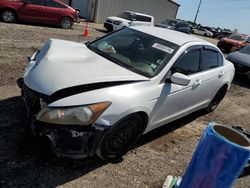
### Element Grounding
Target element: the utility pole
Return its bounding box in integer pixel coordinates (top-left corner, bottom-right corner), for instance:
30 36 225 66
194 0 203 24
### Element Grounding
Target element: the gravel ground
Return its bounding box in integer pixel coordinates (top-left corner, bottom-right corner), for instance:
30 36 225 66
0 22 249 188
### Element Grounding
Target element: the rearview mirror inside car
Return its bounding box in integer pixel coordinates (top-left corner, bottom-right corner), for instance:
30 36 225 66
171 72 191 86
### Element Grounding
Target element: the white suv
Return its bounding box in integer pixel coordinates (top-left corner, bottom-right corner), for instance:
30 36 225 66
104 11 154 31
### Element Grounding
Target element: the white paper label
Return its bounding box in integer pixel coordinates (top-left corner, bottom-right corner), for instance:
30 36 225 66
152 43 174 54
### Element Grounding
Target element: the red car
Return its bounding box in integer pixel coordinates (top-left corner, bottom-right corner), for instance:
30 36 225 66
0 0 79 29
217 34 250 52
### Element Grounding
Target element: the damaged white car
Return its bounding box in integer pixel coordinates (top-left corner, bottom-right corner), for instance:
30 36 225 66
18 26 235 160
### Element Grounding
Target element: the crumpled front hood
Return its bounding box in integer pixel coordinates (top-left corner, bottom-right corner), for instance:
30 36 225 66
24 39 149 96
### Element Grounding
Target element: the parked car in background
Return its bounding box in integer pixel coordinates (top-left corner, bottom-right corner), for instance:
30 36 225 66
202 26 218 38
226 45 250 79
192 28 213 37
155 19 178 29
104 11 154 31
0 0 79 29
174 21 192 34
217 29 232 39
217 34 250 52
18 26 234 160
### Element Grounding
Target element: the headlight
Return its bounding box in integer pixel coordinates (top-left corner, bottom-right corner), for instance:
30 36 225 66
37 102 111 125
113 20 122 25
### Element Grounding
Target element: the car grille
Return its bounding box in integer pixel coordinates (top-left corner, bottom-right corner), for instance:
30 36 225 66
233 62 250 74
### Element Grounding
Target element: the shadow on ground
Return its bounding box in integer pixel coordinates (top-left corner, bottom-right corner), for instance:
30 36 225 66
95 28 109 34
0 96 207 187
233 75 250 89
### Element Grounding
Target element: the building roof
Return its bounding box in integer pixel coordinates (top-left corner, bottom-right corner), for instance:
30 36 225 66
131 26 208 46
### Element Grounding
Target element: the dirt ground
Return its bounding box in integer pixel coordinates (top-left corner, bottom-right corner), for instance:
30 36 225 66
0 22 249 188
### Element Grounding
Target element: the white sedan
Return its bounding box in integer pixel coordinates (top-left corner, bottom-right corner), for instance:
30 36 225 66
18 26 235 160
192 28 213 37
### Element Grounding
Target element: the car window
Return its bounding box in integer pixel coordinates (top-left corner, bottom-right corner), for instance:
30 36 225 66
171 49 200 75
47 0 66 8
28 0 47 6
135 15 151 22
89 28 179 78
202 49 219 70
218 53 223 66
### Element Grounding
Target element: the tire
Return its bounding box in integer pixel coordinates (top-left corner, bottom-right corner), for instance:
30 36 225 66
1 10 16 23
96 114 143 160
61 17 73 29
206 86 228 112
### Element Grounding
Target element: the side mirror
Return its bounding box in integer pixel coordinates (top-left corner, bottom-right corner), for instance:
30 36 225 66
170 72 191 86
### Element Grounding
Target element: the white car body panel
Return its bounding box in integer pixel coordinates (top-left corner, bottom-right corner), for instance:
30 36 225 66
23 26 235 135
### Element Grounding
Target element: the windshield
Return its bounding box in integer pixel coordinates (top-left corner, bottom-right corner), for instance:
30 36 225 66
239 45 250 55
227 35 247 41
88 28 179 78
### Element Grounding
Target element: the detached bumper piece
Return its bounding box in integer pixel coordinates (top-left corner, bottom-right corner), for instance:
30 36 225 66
18 78 104 159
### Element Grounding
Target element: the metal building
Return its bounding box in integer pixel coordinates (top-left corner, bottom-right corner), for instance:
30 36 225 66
67 0 180 24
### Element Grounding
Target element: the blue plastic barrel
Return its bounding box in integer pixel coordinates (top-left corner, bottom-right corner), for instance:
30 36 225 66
179 122 250 188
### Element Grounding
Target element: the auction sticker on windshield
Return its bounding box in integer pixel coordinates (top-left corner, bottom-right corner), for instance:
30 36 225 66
152 43 174 54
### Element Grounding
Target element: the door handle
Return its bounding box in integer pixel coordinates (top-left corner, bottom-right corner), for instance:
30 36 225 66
218 71 224 77
193 79 202 86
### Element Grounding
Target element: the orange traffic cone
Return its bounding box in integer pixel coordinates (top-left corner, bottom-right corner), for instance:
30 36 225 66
83 22 89 37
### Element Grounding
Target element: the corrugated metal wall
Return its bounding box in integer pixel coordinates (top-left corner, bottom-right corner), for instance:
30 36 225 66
94 0 179 24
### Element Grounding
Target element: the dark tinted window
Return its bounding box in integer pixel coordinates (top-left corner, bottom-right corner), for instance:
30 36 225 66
29 0 47 6
176 22 189 28
239 45 250 55
227 35 247 41
171 50 200 75
202 50 218 70
218 53 223 66
47 0 66 8
135 15 151 22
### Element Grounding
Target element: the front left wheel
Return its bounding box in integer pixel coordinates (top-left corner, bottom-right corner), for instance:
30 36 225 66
206 86 228 112
96 114 143 161
61 17 73 29
1 10 16 23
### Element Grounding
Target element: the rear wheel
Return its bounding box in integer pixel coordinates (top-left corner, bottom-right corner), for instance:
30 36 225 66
61 17 73 29
206 86 228 112
96 114 143 160
1 10 16 23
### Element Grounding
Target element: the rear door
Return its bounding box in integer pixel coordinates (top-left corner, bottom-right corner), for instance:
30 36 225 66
18 0 47 22
42 0 67 24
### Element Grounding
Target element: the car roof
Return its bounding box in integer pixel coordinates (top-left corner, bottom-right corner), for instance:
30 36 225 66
131 26 209 46
125 11 153 18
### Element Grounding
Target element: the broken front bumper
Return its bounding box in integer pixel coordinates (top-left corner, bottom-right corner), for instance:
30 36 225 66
17 78 105 159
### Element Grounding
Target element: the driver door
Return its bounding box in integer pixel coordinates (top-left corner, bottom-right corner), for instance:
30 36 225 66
18 0 47 23
150 46 207 129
